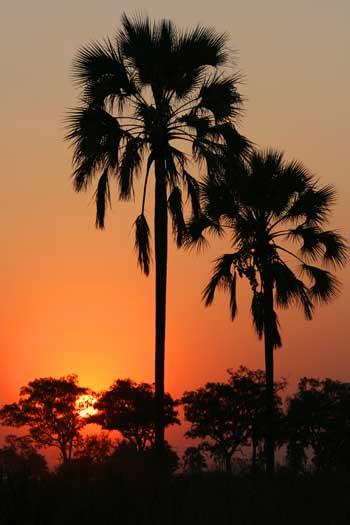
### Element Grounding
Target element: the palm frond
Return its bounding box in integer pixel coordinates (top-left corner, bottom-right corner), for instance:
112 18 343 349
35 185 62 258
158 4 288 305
168 186 186 247
203 254 235 306
119 13 155 84
273 261 313 319
185 213 223 249
177 25 228 68
289 226 348 268
287 184 336 226
270 309 282 349
198 74 243 122
229 271 237 320
134 214 151 275
95 169 111 229
192 137 226 178
183 171 201 217
201 173 239 222
288 225 325 261
118 137 145 200
318 230 348 268
208 123 252 159
259 156 310 218
251 292 282 348
301 264 340 303
178 113 211 136
164 146 186 185
120 14 182 93
251 292 264 339
72 38 135 108
65 106 124 190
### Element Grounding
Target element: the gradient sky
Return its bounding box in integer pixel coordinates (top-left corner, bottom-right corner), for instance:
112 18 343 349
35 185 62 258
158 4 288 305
1 1 349 452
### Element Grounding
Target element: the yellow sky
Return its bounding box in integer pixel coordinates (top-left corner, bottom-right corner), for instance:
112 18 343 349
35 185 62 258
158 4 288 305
1 0 349 423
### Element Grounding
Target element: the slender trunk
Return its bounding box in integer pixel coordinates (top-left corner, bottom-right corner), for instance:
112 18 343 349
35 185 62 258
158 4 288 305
263 272 275 477
61 447 68 464
154 156 168 457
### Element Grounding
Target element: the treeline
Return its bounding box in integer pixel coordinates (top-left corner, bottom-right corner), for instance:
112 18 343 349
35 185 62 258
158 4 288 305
2 367 350 481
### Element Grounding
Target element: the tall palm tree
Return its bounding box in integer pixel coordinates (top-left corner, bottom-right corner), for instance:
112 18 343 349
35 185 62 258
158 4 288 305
187 149 348 475
65 14 249 454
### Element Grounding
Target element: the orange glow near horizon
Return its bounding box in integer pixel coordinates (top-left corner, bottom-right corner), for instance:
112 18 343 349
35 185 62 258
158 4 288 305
1 1 350 460
76 394 98 418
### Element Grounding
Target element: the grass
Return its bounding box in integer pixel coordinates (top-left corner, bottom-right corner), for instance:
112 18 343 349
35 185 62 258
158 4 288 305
1 469 350 524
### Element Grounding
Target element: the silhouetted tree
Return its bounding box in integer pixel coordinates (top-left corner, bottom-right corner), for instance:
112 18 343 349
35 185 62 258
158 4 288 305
0 435 48 481
183 446 208 474
94 379 179 451
187 149 348 475
183 381 249 472
287 377 350 472
227 366 285 472
182 367 281 472
66 13 249 453
0 375 88 463
74 432 115 464
109 439 179 480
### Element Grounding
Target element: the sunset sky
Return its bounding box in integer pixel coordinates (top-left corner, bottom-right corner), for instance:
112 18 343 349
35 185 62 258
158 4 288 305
1 1 349 452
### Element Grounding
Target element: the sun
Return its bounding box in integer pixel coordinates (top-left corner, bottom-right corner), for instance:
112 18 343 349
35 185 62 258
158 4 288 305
76 394 98 418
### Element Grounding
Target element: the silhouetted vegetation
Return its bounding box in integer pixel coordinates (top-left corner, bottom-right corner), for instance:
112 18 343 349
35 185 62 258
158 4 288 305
2 370 350 522
286 377 350 473
93 379 179 452
1 10 348 524
73 432 115 464
186 149 348 474
66 12 250 455
0 375 90 463
182 366 285 472
0 435 48 482
182 446 208 474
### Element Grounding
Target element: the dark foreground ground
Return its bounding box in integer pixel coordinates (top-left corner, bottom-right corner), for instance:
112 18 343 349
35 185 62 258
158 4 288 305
1 470 350 525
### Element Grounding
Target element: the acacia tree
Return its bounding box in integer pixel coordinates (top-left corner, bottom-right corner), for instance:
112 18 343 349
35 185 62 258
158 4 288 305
183 381 248 472
287 377 350 472
0 375 88 463
94 379 179 452
66 14 249 453
227 366 285 471
182 367 283 472
187 149 348 475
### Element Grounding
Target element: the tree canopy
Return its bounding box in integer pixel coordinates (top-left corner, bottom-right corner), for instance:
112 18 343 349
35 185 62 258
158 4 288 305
0 375 89 463
94 379 179 452
182 366 285 472
286 377 350 472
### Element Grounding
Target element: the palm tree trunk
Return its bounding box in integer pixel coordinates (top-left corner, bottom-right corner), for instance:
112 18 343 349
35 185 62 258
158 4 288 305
263 272 275 477
154 156 168 456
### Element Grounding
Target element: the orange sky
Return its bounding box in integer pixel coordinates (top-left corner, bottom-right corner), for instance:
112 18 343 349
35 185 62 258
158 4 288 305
1 1 349 453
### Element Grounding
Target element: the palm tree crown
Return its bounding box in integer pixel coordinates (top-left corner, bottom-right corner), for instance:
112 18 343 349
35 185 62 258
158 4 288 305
66 14 248 260
187 148 348 474
190 149 347 343
65 14 249 453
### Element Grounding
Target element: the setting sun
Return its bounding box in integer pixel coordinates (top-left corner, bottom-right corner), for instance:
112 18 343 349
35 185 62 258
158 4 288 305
76 394 98 418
